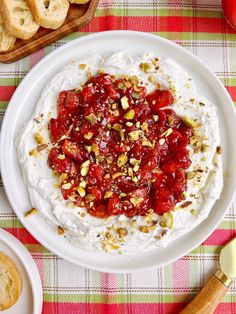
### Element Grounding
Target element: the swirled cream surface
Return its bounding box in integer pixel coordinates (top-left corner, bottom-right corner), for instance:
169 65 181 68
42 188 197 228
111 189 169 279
17 52 223 253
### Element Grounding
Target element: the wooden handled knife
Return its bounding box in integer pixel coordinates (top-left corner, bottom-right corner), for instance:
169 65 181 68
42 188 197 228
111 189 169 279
180 237 236 314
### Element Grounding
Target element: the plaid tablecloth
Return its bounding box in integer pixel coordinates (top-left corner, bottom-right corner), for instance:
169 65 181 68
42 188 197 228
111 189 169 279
0 1 236 313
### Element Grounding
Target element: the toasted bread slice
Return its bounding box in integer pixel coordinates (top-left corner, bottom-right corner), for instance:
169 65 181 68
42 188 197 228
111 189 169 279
0 13 16 52
26 0 70 30
69 0 90 3
0 0 39 40
0 252 22 311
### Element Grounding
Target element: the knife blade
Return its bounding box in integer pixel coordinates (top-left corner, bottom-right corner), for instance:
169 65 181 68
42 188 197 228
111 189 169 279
180 237 236 314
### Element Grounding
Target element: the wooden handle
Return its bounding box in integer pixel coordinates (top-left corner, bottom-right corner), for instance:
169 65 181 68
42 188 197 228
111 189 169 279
180 271 231 314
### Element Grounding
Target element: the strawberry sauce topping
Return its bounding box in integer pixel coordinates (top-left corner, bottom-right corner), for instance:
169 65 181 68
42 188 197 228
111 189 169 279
48 73 192 218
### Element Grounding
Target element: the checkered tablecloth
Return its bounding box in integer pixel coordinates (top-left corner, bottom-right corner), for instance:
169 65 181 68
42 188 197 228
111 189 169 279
0 1 236 313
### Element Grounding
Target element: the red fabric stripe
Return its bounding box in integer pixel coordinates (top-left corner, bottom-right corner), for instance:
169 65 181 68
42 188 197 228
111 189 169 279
4 227 39 244
42 302 234 314
226 86 236 101
0 86 16 102
82 16 236 34
202 229 236 246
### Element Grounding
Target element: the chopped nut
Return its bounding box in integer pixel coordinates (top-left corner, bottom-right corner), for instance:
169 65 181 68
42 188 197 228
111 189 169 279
117 228 128 237
167 115 175 125
80 160 90 176
201 144 210 153
121 96 129 109
133 164 139 172
129 130 141 141
182 116 199 129
36 144 48 151
120 193 127 197
161 128 173 137
130 197 144 206
57 226 65 235
25 208 37 217
79 64 86 69
187 172 196 179
85 145 92 153
180 201 192 208
79 180 87 188
34 132 45 144
117 154 128 167
139 226 149 233
130 220 137 227
139 62 154 73
216 146 222 155
85 113 97 125
190 209 198 216
130 158 140 166
112 172 122 179
104 191 113 199
163 212 174 229
124 109 135 120
77 186 86 197
148 75 155 82
126 122 133 127
62 182 72 190
84 132 93 140
85 194 95 202
57 154 65 160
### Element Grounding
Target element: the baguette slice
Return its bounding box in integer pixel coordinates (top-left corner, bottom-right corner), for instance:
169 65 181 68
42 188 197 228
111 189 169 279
69 0 90 3
0 0 39 40
0 252 22 311
26 0 70 30
0 13 16 52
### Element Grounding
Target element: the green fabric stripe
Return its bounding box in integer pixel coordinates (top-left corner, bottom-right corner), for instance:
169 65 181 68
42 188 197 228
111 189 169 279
25 244 50 253
43 293 235 303
95 8 222 18
0 102 8 109
191 246 221 254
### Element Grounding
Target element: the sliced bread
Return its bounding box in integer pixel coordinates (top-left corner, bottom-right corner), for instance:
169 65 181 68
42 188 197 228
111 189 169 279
0 13 16 52
0 252 22 311
0 0 39 40
26 0 70 30
69 0 90 3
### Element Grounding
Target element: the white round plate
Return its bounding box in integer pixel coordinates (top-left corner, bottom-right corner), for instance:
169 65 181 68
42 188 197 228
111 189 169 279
1 31 236 273
0 229 43 313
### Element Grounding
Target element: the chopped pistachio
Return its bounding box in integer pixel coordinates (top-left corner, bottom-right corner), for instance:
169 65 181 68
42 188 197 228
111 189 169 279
182 116 198 128
190 209 198 216
216 146 222 155
163 212 174 229
85 145 92 153
80 160 90 176
79 63 86 69
25 208 37 217
130 197 144 206
133 164 139 172
84 132 93 140
121 96 129 109
139 226 149 233
79 180 87 188
129 130 141 141
85 194 95 202
57 226 65 235
117 228 128 237
112 172 122 179
36 144 48 151
161 128 173 137
62 182 72 190
201 144 210 153
77 186 86 197
139 62 154 73
124 109 135 120
34 132 45 144
104 191 113 199
57 154 65 160
85 113 97 125
117 154 128 167
187 172 196 179
130 158 140 165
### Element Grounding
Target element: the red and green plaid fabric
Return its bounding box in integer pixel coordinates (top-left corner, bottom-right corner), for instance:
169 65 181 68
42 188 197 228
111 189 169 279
0 1 236 313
